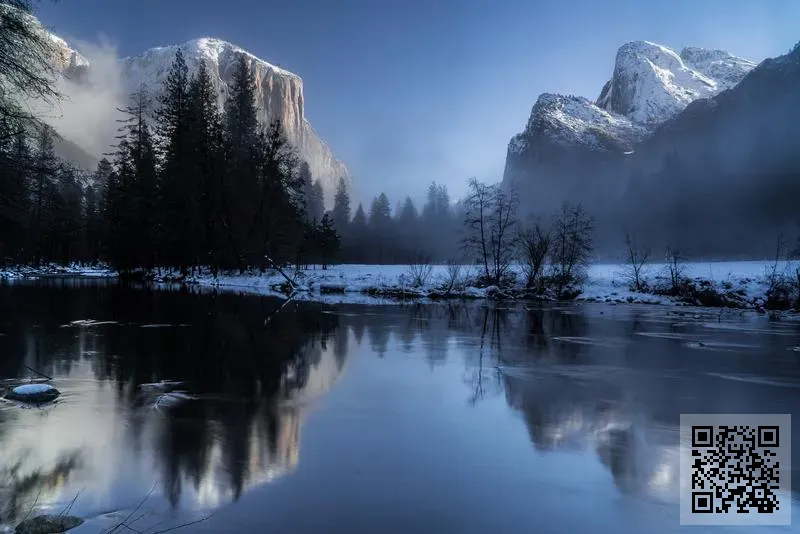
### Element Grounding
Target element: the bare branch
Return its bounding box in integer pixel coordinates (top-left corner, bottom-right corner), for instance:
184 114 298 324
623 231 650 292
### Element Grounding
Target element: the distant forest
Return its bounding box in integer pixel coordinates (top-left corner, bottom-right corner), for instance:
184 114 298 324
1 1 798 278
0 2 471 272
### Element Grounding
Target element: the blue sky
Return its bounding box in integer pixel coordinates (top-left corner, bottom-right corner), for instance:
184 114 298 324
37 0 800 206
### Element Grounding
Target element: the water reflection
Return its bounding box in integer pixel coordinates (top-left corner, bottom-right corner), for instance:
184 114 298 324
0 279 344 527
1 283 799 532
334 302 800 505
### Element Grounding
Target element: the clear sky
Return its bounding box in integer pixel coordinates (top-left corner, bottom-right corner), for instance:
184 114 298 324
36 0 800 206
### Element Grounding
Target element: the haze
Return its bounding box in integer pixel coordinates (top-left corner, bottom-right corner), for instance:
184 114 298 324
36 0 800 205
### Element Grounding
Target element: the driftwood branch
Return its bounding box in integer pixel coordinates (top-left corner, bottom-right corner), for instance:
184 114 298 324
262 255 303 326
105 484 157 534
23 364 52 381
264 255 296 291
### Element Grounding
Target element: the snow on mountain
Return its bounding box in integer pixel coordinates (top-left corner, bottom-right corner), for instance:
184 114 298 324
47 33 90 74
122 37 351 206
510 93 648 154
45 32 350 206
679 47 756 89
596 41 755 125
505 40 756 178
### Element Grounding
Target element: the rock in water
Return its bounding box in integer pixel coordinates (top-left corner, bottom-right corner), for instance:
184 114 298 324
5 383 61 404
15 514 83 533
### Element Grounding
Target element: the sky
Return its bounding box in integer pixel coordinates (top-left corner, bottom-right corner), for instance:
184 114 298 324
36 0 800 207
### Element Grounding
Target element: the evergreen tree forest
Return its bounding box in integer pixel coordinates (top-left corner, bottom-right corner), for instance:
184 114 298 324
0 49 348 273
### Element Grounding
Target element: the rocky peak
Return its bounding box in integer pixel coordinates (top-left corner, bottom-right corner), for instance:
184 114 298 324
596 41 755 125
46 29 350 207
121 37 351 206
510 93 647 154
679 47 756 89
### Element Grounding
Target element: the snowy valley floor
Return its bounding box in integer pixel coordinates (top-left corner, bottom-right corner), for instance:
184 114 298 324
1 261 798 312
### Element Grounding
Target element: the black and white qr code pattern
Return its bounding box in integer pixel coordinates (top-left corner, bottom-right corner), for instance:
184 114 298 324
691 425 780 514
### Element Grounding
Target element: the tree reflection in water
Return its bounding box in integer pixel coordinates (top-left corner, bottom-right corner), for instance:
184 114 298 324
0 279 344 525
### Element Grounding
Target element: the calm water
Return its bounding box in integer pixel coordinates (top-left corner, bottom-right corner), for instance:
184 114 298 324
0 279 799 533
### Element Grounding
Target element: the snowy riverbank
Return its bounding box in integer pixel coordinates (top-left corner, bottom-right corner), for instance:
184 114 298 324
176 260 796 310
1 261 798 311
0 263 117 280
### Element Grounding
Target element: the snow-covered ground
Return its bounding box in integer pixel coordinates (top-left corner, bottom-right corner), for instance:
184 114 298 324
579 261 793 306
0 263 117 280
179 260 798 309
1 260 797 310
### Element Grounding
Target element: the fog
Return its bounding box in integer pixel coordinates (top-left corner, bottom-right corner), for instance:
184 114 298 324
507 45 800 262
41 37 126 160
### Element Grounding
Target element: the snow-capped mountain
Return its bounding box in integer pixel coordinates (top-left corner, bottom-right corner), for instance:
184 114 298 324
508 93 648 156
596 41 755 124
503 40 756 188
48 33 350 207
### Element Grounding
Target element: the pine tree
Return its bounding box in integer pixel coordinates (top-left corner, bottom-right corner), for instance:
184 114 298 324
331 176 351 235
224 53 259 157
107 88 159 271
222 53 260 269
0 128 31 263
252 120 303 266
348 203 367 262
53 166 83 264
85 158 111 264
300 161 324 223
187 60 225 272
368 193 392 231
397 196 420 261
398 196 418 229
311 181 324 221
368 193 393 263
156 48 195 271
30 124 59 265
318 213 339 269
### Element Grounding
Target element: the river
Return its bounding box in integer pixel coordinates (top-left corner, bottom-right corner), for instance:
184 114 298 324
0 278 798 533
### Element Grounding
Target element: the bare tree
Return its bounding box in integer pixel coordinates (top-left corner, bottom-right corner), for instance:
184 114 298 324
664 245 684 295
0 1 62 138
462 178 492 280
517 216 550 289
549 203 594 290
439 259 463 293
623 231 650 292
762 233 798 309
764 233 786 295
405 252 433 288
462 178 518 286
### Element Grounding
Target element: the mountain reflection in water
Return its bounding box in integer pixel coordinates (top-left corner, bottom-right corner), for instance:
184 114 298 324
0 279 343 527
0 280 798 533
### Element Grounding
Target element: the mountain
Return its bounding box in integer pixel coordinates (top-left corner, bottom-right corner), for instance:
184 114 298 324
48 34 350 207
596 41 755 124
505 39 800 258
618 43 800 256
502 41 757 222
503 41 756 200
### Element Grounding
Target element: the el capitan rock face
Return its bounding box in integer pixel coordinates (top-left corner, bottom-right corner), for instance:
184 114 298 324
48 34 350 207
121 37 351 207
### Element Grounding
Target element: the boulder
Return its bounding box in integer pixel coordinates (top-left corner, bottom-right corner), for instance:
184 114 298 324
15 514 83 533
5 383 61 404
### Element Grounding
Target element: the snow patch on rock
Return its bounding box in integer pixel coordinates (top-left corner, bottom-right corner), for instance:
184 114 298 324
511 93 648 152
597 41 755 124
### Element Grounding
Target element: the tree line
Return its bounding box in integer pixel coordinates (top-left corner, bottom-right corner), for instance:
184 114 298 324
330 180 460 264
0 37 341 273
0 0 595 283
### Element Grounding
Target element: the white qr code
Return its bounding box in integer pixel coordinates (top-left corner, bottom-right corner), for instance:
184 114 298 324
680 414 792 526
